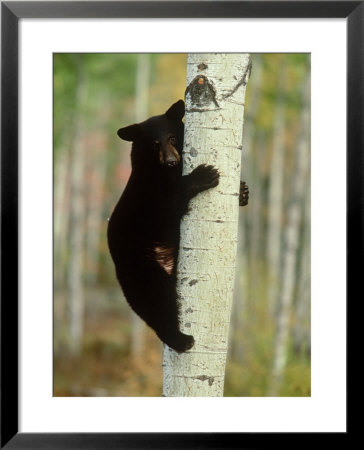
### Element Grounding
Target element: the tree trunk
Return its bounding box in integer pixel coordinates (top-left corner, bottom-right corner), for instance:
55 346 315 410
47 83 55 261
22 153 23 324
67 57 87 355
293 186 311 356
130 54 151 358
54 143 71 287
268 73 310 396
163 53 251 397
85 96 109 286
267 69 287 313
231 54 263 362
249 132 266 275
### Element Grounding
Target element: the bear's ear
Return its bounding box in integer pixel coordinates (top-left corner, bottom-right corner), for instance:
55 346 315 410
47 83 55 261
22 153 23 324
117 124 141 142
165 100 185 121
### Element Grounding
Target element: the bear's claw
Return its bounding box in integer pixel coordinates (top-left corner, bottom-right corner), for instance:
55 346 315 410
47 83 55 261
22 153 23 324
239 181 249 206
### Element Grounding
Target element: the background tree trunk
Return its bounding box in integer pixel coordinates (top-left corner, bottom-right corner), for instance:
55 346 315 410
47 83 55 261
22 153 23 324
163 53 251 397
268 73 310 396
266 68 287 313
130 54 150 358
67 57 87 355
54 144 72 293
293 184 311 356
84 94 110 286
230 54 263 362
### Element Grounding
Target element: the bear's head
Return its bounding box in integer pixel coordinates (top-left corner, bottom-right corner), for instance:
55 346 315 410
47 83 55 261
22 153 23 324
117 100 185 170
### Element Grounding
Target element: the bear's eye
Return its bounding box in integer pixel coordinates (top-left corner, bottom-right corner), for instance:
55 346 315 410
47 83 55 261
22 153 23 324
152 141 160 150
169 136 176 145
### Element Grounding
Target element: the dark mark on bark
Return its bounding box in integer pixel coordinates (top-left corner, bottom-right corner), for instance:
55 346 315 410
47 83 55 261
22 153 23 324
197 126 220 130
185 75 219 110
248 55 253 78
181 277 188 284
214 219 224 223
190 147 198 157
195 375 215 386
183 246 210 251
185 323 191 328
189 279 198 286
220 56 252 101
197 62 208 71
221 192 239 197
186 107 220 113
185 307 193 313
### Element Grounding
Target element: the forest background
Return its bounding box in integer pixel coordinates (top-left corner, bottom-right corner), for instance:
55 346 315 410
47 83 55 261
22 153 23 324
53 53 310 397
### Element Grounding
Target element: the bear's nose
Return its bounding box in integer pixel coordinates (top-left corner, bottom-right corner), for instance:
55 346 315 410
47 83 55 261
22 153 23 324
166 160 177 167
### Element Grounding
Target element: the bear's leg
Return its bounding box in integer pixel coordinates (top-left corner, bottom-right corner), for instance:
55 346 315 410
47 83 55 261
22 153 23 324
239 181 249 206
117 259 194 353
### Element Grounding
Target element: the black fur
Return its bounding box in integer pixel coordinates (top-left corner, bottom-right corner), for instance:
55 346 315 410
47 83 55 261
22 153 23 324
107 100 248 353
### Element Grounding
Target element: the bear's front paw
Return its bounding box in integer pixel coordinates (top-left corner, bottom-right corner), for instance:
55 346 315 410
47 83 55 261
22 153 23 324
190 164 220 194
239 181 249 206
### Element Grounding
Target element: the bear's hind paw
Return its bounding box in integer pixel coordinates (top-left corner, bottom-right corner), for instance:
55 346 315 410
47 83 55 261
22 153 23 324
164 332 195 353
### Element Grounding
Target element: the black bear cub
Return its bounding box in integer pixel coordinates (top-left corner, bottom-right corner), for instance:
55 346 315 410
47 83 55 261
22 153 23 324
107 100 249 353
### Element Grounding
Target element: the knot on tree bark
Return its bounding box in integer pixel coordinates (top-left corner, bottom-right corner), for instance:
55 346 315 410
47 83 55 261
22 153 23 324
185 75 219 111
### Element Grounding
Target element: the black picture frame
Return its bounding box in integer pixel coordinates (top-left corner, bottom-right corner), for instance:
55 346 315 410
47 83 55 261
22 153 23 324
1 1 359 448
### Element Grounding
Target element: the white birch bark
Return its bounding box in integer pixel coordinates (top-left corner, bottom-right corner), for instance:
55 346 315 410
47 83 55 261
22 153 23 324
268 74 310 396
163 54 251 396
